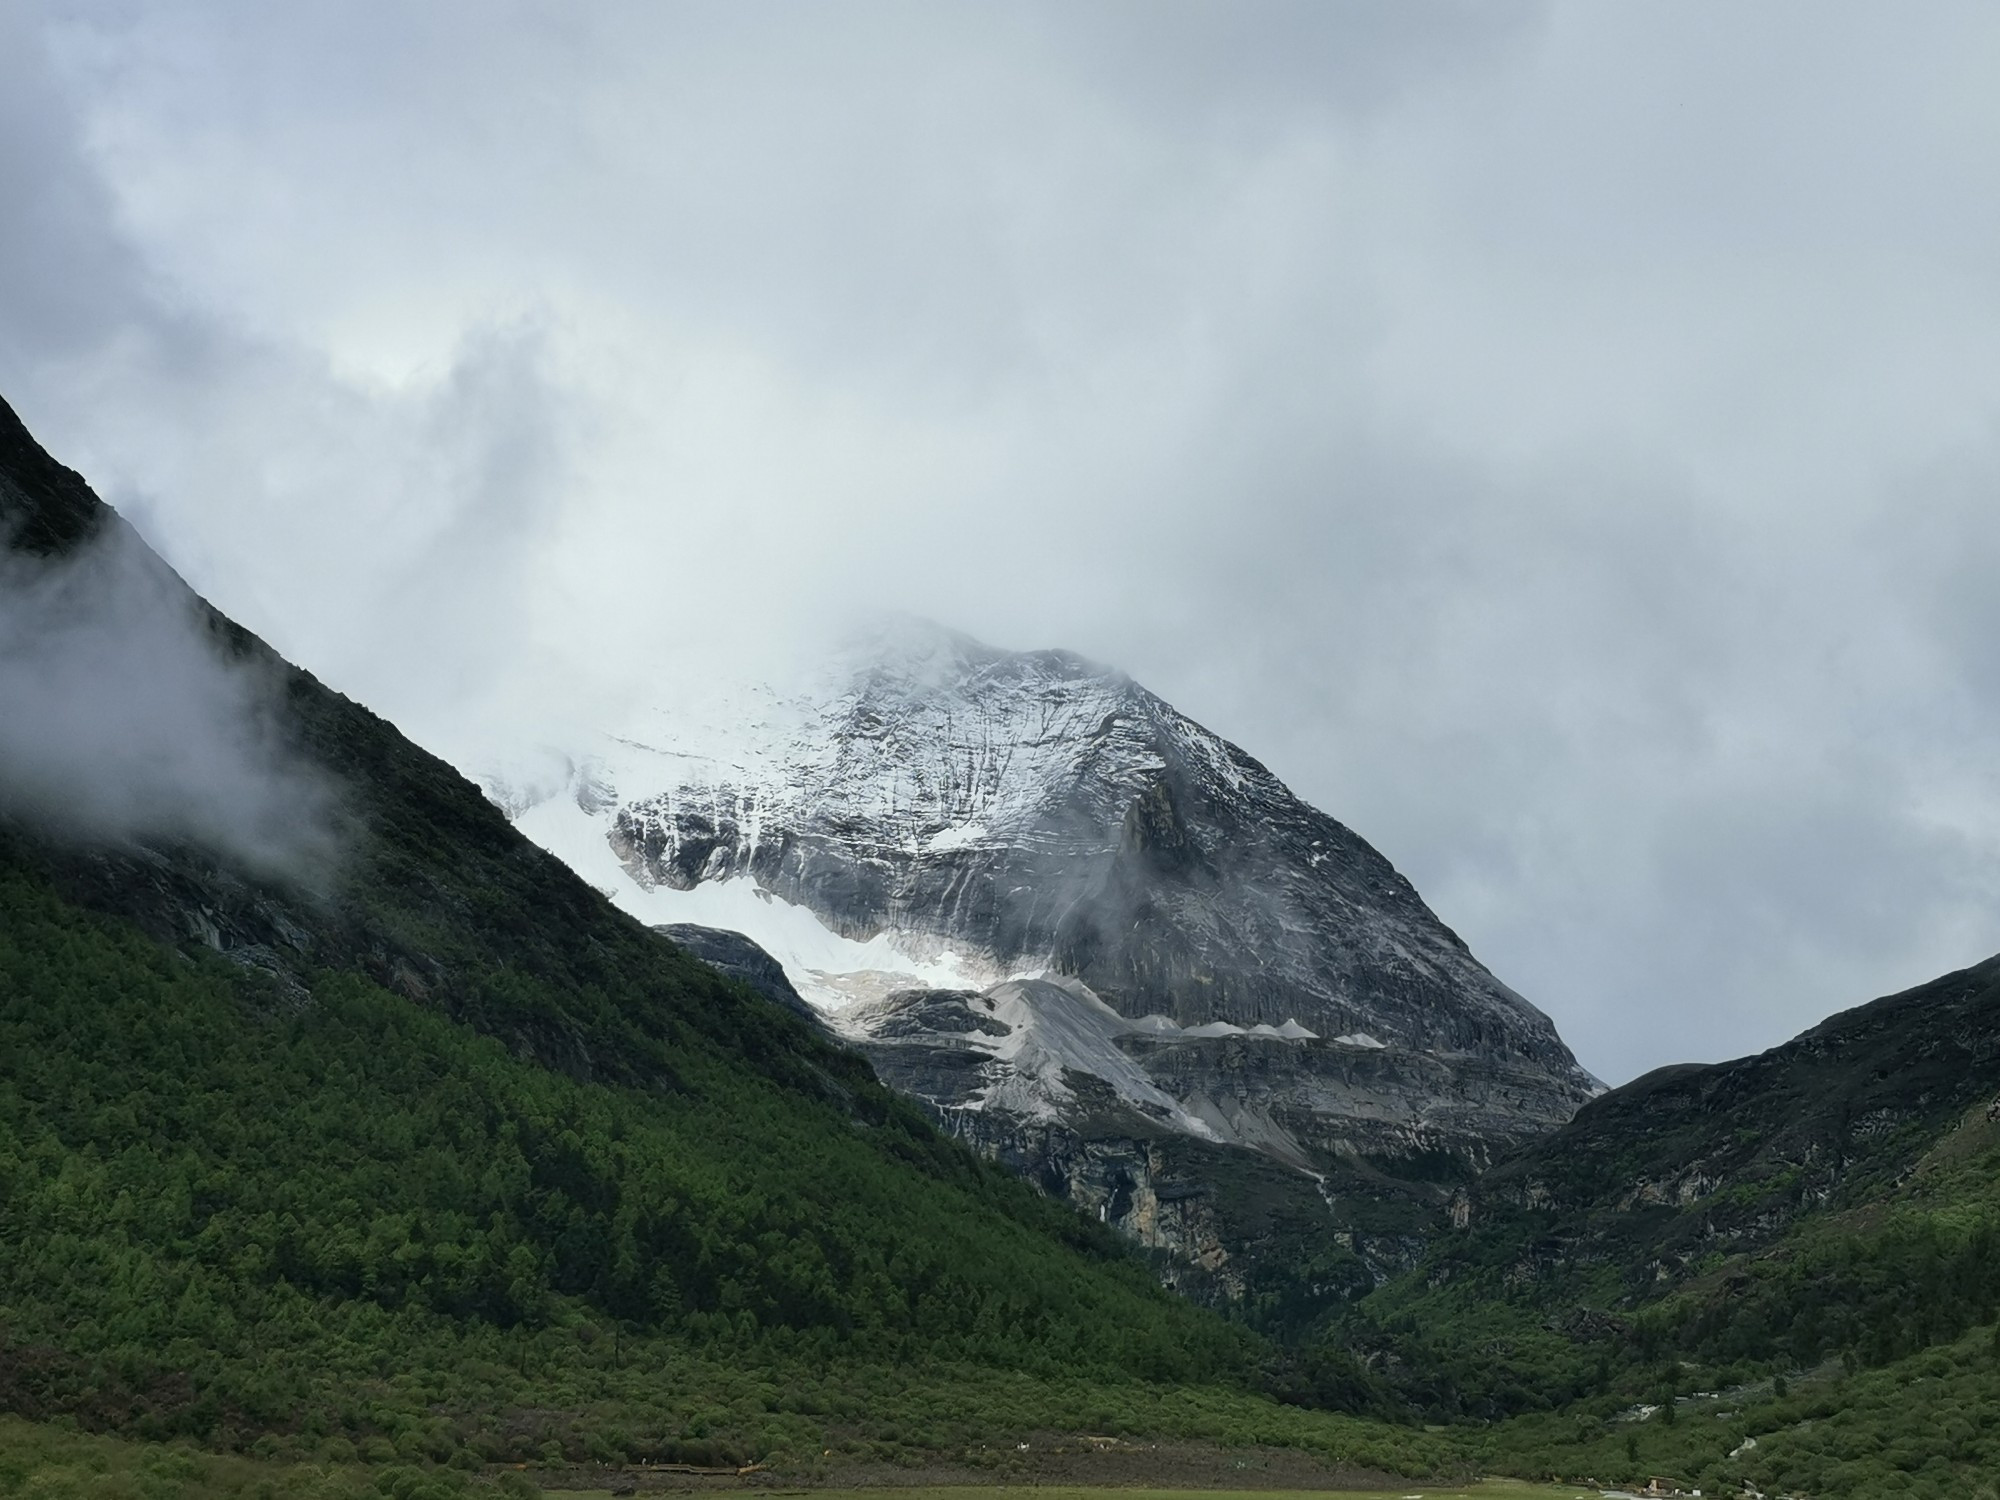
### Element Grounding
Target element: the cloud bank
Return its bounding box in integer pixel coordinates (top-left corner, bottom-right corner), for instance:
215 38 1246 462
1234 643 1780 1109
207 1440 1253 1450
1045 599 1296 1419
0 519 338 879
4 2 1999 1080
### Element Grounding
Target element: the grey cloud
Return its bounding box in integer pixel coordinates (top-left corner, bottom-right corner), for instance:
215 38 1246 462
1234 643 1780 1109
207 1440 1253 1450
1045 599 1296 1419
8 1 2000 1083
0 6 151 360
1042 1 1537 126
1 6 578 761
1050 398 2000 1081
1887 435 2000 730
0 519 339 881
342 320 577 754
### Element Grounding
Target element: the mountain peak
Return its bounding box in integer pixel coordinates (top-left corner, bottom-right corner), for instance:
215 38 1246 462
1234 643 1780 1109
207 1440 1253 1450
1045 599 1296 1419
835 613 1127 695
489 621 1595 1196
0 393 113 559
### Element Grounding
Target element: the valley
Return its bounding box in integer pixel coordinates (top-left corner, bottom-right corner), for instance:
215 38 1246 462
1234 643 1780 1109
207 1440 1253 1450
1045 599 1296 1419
4 393 2000 1499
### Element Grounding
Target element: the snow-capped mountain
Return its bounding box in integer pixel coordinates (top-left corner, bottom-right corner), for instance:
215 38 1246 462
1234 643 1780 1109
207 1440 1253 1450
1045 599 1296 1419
486 618 1598 1292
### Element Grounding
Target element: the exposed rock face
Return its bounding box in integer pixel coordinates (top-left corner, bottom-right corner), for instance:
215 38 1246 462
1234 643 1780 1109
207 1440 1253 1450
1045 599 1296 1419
654 923 821 1024
839 977 1441 1301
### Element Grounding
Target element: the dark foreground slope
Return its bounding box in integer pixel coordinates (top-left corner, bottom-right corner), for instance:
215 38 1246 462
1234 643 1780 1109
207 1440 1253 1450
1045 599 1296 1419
0 396 1445 1479
1350 956 2000 1497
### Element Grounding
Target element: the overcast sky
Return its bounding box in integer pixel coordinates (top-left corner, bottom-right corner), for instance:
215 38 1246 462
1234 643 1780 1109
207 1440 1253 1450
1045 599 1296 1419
6 1 1999 1083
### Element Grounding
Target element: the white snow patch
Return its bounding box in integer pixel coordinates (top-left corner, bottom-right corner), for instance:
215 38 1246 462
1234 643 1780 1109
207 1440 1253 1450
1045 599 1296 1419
1144 1016 1312 1040
1180 1020 1245 1038
924 823 988 853
508 783 1005 1011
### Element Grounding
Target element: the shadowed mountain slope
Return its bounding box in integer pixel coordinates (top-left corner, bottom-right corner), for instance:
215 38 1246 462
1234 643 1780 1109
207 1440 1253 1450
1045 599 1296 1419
1463 952 2000 1278
1342 953 2000 1496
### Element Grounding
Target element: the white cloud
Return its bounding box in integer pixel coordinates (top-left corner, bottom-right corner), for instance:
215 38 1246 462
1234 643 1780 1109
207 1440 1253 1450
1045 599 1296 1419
6 0 2000 1081
0 518 338 880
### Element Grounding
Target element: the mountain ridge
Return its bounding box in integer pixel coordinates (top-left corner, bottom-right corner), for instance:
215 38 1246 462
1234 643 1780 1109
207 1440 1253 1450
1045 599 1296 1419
490 618 1598 1308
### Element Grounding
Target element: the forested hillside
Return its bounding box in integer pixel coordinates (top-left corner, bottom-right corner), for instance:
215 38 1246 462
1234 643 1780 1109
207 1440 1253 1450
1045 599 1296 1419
1343 957 2000 1497
1 854 1407 1465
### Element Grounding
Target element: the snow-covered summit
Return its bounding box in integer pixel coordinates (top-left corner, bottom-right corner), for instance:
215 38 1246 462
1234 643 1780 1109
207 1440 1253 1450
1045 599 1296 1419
482 616 1164 1007
483 616 1598 1183
493 622 1578 1045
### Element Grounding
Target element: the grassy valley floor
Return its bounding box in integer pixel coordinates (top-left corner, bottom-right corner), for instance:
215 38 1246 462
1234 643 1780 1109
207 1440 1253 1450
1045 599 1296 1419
0 1416 1599 1500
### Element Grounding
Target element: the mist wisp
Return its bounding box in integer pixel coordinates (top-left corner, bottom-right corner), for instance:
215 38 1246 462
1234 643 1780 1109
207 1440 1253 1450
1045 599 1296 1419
0 519 340 883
